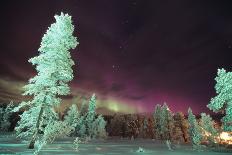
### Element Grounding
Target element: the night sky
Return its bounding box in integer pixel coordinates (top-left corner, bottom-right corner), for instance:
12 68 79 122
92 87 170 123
1 0 232 114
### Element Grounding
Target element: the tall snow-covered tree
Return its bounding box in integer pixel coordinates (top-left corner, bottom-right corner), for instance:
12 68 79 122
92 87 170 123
188 108 203 149
207 68 232 131
13 12 78 150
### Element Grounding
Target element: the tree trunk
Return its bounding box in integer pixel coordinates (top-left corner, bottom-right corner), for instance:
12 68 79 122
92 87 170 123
180 126 187 142
28 106 44 149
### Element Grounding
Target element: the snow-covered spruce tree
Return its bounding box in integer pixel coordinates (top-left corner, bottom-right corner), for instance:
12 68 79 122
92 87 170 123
160 103 174 141
188 108 203 149
0 102 14 131
13 12 78 150
75 115 87 137
85 94 97 138
92 115 107 138
199 113 218 145
81 94 107 138
64 104 79 132
207 68 232 131
153 104 162 139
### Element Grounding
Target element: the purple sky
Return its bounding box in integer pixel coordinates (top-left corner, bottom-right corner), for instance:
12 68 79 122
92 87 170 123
1 0 232 114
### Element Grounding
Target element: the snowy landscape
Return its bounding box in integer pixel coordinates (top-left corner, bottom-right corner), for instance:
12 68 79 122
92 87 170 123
1 1 232 155
0 133 231 155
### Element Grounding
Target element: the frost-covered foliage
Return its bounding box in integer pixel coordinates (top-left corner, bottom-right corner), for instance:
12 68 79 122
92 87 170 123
84 94 107 138
153 104 162 139
136 147 145 153
207 68 232 131
75 115 87 137
13 12 78 152
64 104 79 130
199 113 218 145
34 121 73 154
0 102 14 131
93 115 107 138
153 103 174 140
160 103 174 141
65 94 107 139
73 137 81 151
188 108 203 149
85 94 97 137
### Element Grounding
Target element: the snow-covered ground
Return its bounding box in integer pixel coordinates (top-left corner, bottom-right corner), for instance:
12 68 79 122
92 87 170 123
0 133 231 155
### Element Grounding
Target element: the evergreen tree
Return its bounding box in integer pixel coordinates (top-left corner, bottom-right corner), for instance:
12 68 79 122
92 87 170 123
199 113 218 145
0 102 14 131
13 12 78 151
188 108 203 149
173 112 189 143
207 68 232 131
143 118 148 138
64 104 79 131
75 115 86 137
160 103 174 141
92 115 107 138
85 94 97 138
153 104 162 139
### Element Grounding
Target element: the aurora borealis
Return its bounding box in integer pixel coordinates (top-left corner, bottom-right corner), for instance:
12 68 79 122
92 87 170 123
1 0 232 114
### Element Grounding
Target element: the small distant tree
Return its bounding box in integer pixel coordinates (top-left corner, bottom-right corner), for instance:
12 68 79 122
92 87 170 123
85 94 97 138
199 113 218 146
173 112 189 143
153 103 174 141
76 115 86 137
13 12 78 152
153 104 162 139
188 108 203 149
71 94 107 139
207 68 232 131
0 102 14 131
143 118 148 138
64 104 79 133
92 115 107 138
160 103 174 141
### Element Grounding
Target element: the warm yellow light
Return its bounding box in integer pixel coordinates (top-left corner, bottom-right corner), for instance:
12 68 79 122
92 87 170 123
220 132 231 141
219 132 232 144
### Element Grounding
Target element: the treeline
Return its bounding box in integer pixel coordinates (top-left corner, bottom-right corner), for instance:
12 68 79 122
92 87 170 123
105 104 189 143
105 103 222 147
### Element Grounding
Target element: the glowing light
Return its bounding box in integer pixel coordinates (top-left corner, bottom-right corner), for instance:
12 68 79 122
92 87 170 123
219 132 232 144
96 98 144 114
